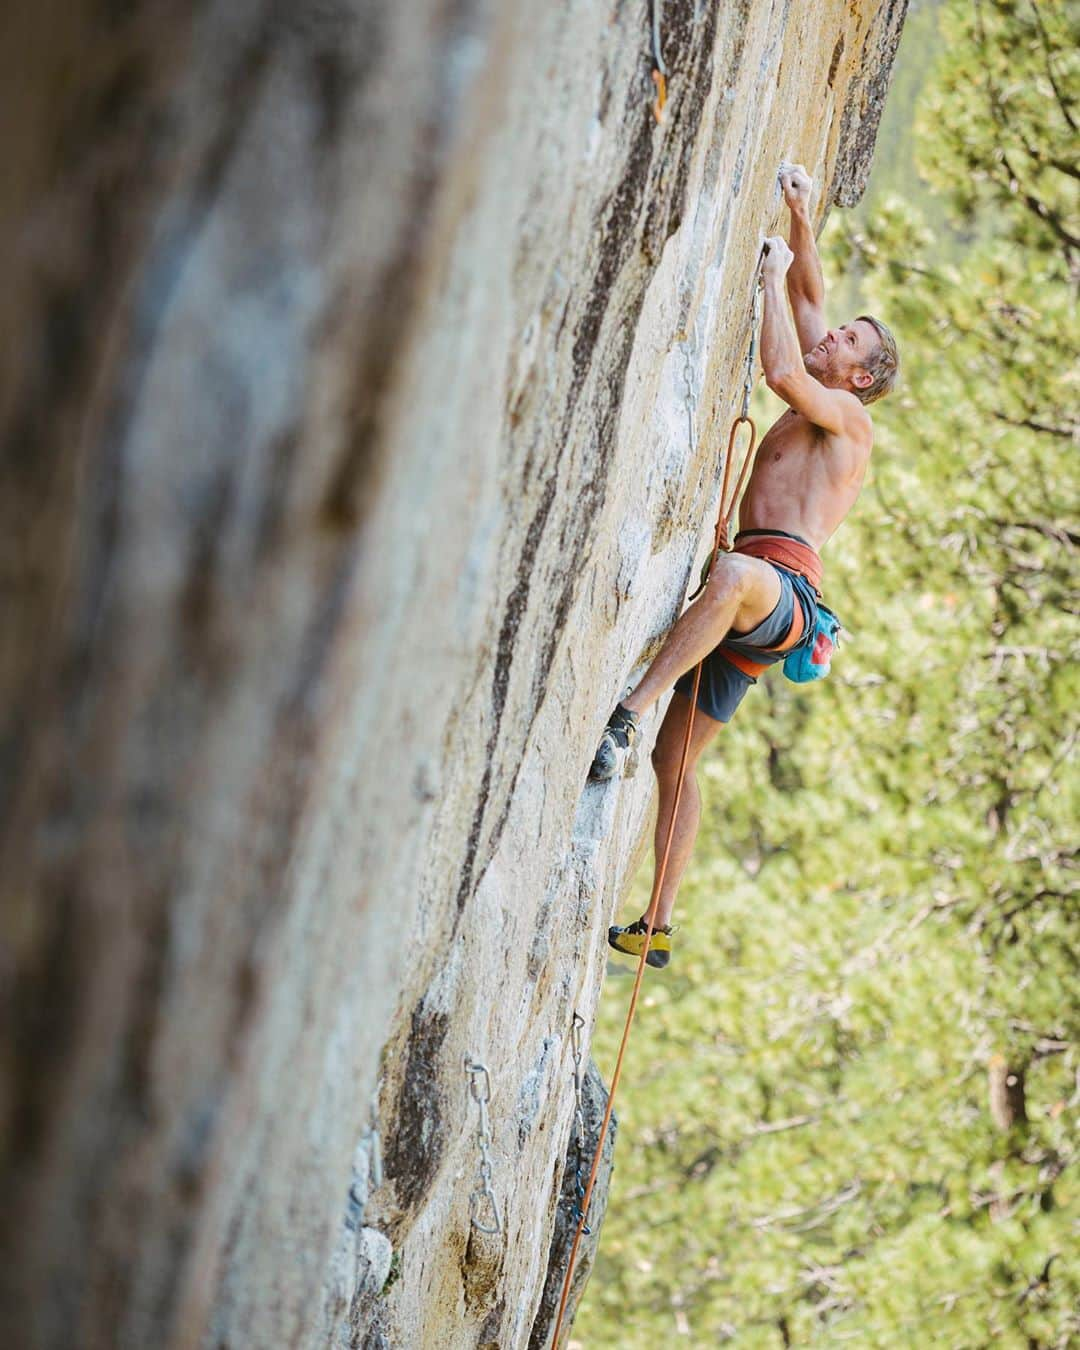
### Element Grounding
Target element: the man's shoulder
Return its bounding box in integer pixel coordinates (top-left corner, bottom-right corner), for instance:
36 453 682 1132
791 395 872 446
820 390 873 449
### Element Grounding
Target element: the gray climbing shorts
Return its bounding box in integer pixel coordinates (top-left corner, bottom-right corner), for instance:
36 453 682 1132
673 563 819 723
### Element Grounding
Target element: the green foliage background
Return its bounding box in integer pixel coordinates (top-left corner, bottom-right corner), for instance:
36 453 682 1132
576 2 1078 1345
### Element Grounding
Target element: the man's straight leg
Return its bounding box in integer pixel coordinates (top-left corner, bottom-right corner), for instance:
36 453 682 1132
644 691 722 929
607 691 723 968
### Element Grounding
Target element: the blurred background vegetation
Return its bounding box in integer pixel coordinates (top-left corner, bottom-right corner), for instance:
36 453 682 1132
577 0 1077 1344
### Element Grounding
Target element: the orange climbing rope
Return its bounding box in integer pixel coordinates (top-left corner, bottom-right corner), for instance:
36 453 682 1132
549 247 767 1348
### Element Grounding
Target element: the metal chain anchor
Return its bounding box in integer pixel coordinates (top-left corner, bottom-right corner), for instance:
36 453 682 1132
679 319 701 462
464 1056 502 1235
567 1013 592 1236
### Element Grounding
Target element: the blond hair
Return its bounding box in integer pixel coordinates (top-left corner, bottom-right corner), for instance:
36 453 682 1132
854 314 899 404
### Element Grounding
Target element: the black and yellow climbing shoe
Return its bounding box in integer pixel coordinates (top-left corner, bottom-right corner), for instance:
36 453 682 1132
608 918 675 969
589 703 641 782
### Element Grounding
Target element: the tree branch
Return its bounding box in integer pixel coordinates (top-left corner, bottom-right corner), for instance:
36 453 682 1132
986 518 1079 547
750 1180 862 1232
971 2 1080 253
1028 0 1076 133
990 411 1079 441
997 151 1080 253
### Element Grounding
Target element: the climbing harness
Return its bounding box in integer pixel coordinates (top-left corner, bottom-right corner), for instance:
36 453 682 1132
566 1013 592 1237
650 0 667 122
550 243 770 1348
464 1056 502 1235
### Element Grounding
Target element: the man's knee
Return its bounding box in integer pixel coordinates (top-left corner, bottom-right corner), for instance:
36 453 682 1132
703 553 754 606
707 552 781 632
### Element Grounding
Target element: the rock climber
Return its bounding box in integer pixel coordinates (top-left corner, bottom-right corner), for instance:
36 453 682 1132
591 164 899 969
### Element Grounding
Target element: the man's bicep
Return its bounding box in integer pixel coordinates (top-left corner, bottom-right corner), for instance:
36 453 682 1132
767 369 858 435
790 295 826 355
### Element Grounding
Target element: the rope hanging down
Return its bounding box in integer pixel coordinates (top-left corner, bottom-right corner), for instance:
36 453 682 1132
549 244 769 1348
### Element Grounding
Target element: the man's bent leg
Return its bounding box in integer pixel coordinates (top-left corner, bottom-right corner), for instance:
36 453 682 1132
622 555 781 716
641 691 722 930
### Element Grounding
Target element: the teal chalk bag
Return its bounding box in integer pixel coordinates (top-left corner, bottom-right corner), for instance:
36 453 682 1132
783 604 842 683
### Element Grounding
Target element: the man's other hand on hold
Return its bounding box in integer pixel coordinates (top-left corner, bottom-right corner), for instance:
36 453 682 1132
780 163 813 216
762 235 793 281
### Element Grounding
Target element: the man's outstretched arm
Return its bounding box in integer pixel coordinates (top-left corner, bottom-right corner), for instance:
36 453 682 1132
781 164 827 355
759 236 869 453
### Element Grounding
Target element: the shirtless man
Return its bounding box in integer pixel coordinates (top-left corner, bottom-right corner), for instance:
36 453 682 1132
590 164 899 969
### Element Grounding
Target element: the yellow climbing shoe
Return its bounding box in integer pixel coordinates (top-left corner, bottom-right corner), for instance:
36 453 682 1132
608 918 675 970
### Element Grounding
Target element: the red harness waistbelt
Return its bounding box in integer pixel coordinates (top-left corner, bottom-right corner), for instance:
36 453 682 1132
732 532 823 592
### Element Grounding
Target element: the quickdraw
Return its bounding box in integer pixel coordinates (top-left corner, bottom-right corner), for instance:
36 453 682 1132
464 1056 502 1236
567 1013 592 1237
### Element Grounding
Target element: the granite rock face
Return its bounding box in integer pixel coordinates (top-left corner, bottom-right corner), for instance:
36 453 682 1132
0 1 906 1346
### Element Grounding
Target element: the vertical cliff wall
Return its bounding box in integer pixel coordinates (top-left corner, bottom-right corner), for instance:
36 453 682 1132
0 2 906 1346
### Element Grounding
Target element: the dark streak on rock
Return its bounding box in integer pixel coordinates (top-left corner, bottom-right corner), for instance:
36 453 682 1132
830 0 910 207
253 424 302 564
528 1059 617 1349
381 1001 451 1217
827 33 846 88
320 0 489 532
453 470 558 915
179 462 238 639
641 0 721 262
4 886 82 1166
454 32 676 924
477 1295 508 1349
310 45 350 150
570 99 654 386
280 547 355 721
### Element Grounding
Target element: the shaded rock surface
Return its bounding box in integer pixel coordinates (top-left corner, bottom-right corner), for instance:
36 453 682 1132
0 1 906 1347
527 1058 618 1350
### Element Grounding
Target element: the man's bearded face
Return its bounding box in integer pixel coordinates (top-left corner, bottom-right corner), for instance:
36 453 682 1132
805 319 874 390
